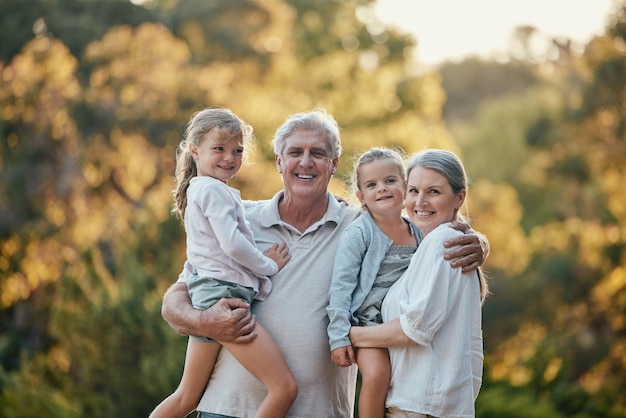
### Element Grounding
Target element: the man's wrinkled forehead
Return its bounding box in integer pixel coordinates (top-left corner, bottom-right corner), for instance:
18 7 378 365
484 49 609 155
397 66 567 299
282 130 331 153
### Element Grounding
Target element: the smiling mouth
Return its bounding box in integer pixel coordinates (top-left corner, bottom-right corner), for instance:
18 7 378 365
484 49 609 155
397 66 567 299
376 196 392 201
414 210 433 216
296 174 315 179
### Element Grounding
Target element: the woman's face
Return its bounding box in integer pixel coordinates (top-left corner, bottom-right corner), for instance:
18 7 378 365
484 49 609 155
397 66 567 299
405 166 465 236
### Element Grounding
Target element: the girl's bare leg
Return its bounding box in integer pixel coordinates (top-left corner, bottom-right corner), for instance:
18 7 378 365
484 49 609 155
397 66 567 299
222 324 298 418
356 347 390 418
149 338 221 418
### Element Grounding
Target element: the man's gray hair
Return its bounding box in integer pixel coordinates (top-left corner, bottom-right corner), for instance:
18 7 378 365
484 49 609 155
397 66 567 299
271 108 342 158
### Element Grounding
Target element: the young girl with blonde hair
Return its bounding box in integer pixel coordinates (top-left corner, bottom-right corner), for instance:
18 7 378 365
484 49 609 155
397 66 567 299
327 147 421 418
150 107 297 418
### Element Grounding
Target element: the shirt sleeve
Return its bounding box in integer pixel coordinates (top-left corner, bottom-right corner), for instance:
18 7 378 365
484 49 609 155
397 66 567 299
241 199 269 210
398 227 463 346
327 224 367 351
196 181 278 277
177 259 196 284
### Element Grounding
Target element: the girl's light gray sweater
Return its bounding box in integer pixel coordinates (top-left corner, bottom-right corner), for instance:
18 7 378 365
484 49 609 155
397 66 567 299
326 211 421 351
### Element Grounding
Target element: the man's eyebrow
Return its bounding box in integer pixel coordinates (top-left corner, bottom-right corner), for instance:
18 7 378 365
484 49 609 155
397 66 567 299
284 146 329 154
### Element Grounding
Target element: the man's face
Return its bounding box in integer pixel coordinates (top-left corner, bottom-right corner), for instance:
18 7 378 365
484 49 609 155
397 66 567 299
275 129 338 200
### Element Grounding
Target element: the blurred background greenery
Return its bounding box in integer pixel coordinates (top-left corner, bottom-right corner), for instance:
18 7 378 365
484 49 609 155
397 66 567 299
1 0 625 417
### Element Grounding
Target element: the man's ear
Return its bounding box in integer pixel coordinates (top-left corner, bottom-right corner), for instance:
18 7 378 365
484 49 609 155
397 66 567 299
275 154 282 173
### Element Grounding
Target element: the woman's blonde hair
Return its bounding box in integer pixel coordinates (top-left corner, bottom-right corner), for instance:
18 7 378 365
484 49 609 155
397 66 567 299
172 107 253 219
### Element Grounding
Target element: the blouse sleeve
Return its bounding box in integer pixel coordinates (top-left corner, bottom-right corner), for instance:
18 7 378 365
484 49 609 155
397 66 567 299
398 226 464 346
241 199 269 210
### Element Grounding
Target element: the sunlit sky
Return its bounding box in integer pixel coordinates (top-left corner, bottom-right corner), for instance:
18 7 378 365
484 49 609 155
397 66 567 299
375 0 617 65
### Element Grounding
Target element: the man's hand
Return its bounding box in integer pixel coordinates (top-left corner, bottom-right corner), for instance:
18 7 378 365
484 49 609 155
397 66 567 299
161 282 257 343
206 298 257 344
445 220 490 273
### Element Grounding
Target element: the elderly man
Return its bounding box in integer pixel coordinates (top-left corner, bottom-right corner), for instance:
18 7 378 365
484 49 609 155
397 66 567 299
161 109 488 418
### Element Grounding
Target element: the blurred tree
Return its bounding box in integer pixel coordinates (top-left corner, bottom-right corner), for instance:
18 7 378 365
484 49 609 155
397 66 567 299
0 27 186 416
0 0 159 64
562 4 626 411
439 58 540 122
171 0 282 66
509 25 540 62
0 37 84 380
454 2 626 416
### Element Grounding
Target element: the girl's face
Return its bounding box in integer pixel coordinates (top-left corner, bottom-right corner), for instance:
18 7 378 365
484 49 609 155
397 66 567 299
191 130 243 183
405 166 465 236
356 159 406 218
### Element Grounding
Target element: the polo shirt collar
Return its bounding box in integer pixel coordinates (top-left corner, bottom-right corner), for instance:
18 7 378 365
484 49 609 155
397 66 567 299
259 190 343 229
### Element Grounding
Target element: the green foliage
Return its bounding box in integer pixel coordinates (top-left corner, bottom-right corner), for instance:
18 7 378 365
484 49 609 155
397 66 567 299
171 0 273 65
0 354 83 418
439 58 540 121
477 386 565 418
48 253 185 416
0 0 159 64
453 4 626 418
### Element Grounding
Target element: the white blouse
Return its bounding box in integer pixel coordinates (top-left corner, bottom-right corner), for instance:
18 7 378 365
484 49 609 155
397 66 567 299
382 223 483 418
